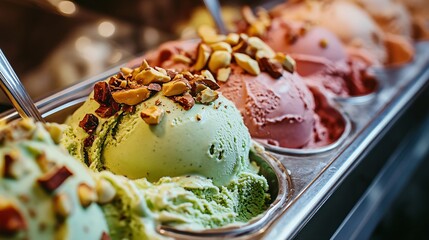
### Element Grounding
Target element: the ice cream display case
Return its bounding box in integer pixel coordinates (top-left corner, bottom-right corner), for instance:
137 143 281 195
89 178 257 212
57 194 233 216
1 0 429 239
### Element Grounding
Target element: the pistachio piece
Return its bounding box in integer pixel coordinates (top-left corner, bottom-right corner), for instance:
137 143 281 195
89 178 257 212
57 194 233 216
193 44 211 71
275 53 296 73
208 51 231 73
197 88 219 104
162 80 191 96
172 54 192 65
140 106 165 125
53 193 73 219
96 179 116 204
225 33 240 46
217 67 231 82
37 166 73 193
134 67 171 85
0 199 27 235
210 42 232 53
233 53 260 75
111 87 151 105
120 67 133 76
77 183 97 208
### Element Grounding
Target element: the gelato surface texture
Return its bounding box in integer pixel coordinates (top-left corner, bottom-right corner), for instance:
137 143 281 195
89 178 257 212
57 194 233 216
62 64 251 186
0 119 109 240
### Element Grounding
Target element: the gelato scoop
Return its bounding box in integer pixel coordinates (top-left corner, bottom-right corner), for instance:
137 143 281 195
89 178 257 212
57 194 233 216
0 119 109 240
62 61 251 186
141 29 336 149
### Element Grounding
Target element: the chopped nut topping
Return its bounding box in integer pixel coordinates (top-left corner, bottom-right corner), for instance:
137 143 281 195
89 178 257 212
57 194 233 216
173 93 195 110
96 179 116 204
95 103 120 118
37 166 73 193
319 38 328 48
259 57 283 79
201 70 216 82
84 135 95 148
208 51 231 73
147 83 161 92
3 152 20 179
77 183 97 208
36 152 56 173
196 114 202 121
79 114 99 134
0 199 27 235
140 106 165 125
120 67 133 76
53 193 73 219
210 42 232 53
275 53 296 73
233 53 261 75
193 44 211 71
111 87 151 106
94 82 112 105
225 33 240 46
172 54 192 65
162 79 191 96
134 67 171 85
197 88 219 104
197 25 226 43
216 67 231 82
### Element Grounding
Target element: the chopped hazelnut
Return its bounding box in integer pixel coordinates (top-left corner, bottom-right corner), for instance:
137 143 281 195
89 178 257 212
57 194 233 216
96 179 116 204
216 67 231 82
233 53 261 75
140 106 165 125
0 199 27 235
197 88 219 104
193 44 211 71
208 51 231 73
111 87 151 106
162 80 191 97
134 67 171 85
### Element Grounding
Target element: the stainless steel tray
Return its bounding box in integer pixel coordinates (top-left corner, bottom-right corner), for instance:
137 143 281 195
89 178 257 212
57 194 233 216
1 40 429 239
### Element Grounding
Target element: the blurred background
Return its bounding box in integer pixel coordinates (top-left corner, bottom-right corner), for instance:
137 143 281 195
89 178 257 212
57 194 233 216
0 0 272 110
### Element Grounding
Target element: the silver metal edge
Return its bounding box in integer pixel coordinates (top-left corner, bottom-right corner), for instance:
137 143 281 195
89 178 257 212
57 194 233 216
262 41 429 240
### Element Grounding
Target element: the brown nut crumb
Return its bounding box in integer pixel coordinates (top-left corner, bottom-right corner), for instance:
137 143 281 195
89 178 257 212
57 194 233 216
53 193 73 219
196 114 202 121
95 103 120 118
79 114 99 134
111 87 151 106
96 179 116 204
162 80 191 97
208 50 231 73
140 106 165 125
173 93 195 110
147 83 162 92
197 88 219 104
93 82 112 105
233 53 260 75
37 166 73 193
201 70 216 82
77 183 97 208
216 67 231 82
3 152 21 179
193 44 211 71
0 199 27 235
84 135 95 148
319 38 328 48
259 57 283 79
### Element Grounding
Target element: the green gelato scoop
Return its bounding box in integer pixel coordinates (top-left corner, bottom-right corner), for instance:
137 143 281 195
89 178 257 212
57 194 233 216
0 119 109 240
62 78 251 186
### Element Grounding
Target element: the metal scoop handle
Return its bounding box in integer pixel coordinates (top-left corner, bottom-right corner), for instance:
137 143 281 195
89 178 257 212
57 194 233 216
0 50 44 122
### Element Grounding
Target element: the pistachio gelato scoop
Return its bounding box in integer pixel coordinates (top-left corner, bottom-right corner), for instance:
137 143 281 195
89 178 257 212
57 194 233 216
0 119 110 240
62 62 251 186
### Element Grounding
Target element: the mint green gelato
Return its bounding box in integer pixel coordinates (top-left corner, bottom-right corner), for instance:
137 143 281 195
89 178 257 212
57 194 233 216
62 91 251 186
0 119 109 240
